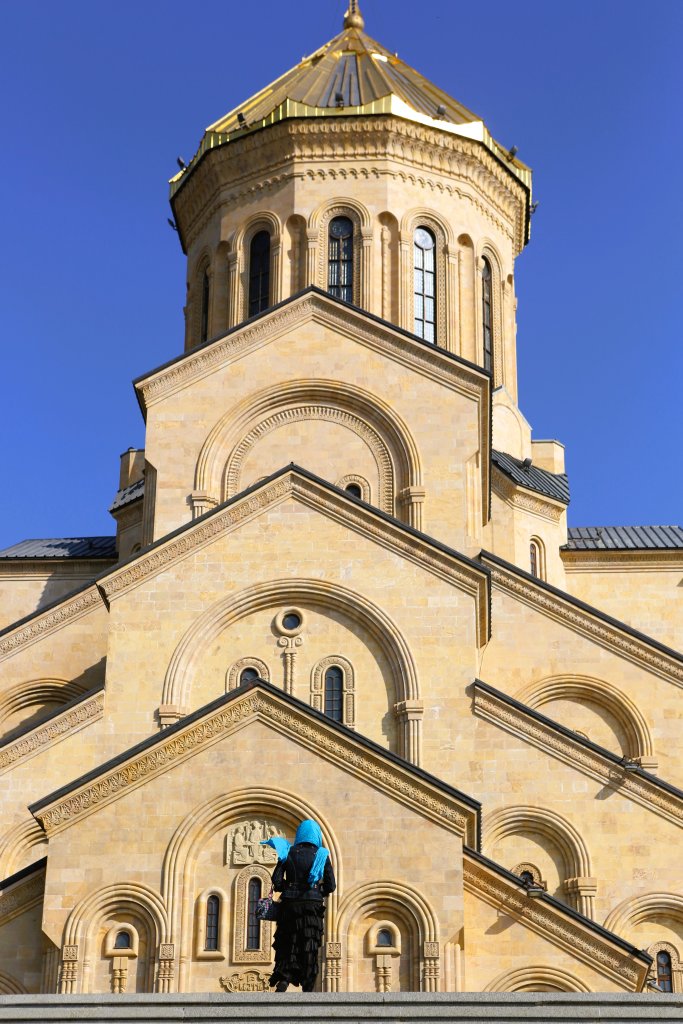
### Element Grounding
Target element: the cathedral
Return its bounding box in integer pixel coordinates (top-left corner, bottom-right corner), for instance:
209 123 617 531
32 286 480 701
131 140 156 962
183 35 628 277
1 0 683 1001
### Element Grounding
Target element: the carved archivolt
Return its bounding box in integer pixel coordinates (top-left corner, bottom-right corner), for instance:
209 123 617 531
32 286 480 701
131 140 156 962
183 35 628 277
161 577 419 714
195 378 421 515
336 474 370 502
604 892 683 937
483 805 592 882
0 970 28 995
0 678 89 728
224 404 394 514
311 655 355 728
226 657 270 691
485 966 591 992
160 787 341 992
0 689 104 776
514 675 654 761
0 818 47 879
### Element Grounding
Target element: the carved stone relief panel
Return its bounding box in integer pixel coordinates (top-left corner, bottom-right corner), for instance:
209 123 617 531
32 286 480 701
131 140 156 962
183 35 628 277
225 819 285 866
219 969 271 992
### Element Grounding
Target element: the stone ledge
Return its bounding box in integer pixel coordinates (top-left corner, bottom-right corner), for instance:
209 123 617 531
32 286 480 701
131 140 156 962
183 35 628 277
0 993 681 1022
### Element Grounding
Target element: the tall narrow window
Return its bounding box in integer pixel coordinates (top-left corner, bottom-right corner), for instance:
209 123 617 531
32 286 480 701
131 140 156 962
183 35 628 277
200 268 210 343
324 666 344 722
246 878 262 950
657 950 673 992
328 217 354 303
248 230 271 317
205 894 220 951
413 227 436 342
482 257 492 373
530 540 539 578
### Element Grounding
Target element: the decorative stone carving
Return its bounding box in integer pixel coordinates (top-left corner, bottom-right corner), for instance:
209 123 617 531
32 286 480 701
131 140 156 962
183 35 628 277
159 943 174 960
226 820 285 865
0 872 45 927
232 864 275 963
219 969 271 992
36 690 474 842
0 690 104 774
311 656 355 727
326 942 342 959
0 589 102 661
423 941 440 959
62 945 78 961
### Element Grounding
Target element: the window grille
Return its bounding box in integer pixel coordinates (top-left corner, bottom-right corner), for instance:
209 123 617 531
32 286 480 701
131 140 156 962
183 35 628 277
482 257 492 373
324 666 344 722
413 227 436 342
205 894 220 951
246 878 262 950
328 217 354 303
657 950 673 992
248 231 271 316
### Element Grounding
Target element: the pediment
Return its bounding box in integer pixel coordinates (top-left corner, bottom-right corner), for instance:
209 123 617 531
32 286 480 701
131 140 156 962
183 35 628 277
134 288 490 415
97 466 490 644
31 680 480 845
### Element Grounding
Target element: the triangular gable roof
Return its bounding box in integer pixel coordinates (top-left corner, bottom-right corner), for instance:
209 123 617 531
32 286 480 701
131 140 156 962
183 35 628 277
133 287 490 413
479 550 683 684
464 847 651 991
97 465 491 645
30 679 480 845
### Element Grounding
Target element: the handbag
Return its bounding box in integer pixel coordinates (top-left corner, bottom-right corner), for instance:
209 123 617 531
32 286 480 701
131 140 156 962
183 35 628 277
256 886 279 921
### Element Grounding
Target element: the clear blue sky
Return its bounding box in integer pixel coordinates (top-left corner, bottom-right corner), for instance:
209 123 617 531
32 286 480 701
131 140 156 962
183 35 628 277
1 0 681 548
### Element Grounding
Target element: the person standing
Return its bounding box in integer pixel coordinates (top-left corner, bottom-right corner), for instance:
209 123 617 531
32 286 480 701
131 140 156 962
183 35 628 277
261 819 336 992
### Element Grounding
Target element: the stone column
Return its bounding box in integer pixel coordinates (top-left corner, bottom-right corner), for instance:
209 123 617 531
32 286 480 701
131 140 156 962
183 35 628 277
423 941 440 992
563 876 598 919
445 245 459 354
278 636 303 694
398 232 413 333
360 226 373 311
271 234 283 305
324 942 342 992
227 251 240 328
381 226 391 321
190 490 219 520
305 228 319 288
394 699 424 765
398 486 426 532
156 944 175 993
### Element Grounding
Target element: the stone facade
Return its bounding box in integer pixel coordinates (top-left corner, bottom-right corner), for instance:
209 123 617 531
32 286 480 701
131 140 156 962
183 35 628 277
0 2 680 1000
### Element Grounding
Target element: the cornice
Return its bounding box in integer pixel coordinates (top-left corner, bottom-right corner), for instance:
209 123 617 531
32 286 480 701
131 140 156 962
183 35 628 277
173 116 527 254
0 586 103 663
32 687 476 843
463 854 645 989
482 554 683 686
135 292 488 414
492 468 565 523
0 869 45 928
97 471 490 644
0 689 104 776
562 548 683 571
0 560 114 579
472 682 683 828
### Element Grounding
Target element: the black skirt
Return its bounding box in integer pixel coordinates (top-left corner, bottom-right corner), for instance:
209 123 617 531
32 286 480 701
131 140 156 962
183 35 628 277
269 898 325 991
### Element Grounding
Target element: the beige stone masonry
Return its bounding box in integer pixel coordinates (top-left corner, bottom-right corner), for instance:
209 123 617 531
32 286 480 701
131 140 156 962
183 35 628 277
32 685 479 845
0 689 104 776
463 854 647 991
0 586 104 663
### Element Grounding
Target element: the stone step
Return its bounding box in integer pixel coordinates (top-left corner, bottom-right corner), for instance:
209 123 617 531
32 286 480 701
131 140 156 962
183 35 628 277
0 993 683 1023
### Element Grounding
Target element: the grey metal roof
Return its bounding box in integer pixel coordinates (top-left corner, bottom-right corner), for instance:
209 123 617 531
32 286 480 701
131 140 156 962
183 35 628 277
565 526 683 551
492 450 570 504
0 537 117 560
109 477 145 513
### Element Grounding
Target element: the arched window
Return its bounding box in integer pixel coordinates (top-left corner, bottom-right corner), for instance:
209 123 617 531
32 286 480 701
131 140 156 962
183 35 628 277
482 257 492 373
114 930 131 949
248 230 271 317
246 878 262 950
239 666 260 685
529 538 545 580
205 894 220 951
377 928 393 947
520 870 535 887
328 217 354 303
530 540 539 578
200 267 210 343
413 227 436 343
657 950 673 992
324 666 344 722
345 483 362 499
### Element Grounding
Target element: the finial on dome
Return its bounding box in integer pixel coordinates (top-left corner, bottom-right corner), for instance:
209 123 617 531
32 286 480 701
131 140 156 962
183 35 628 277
343 0 365 30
